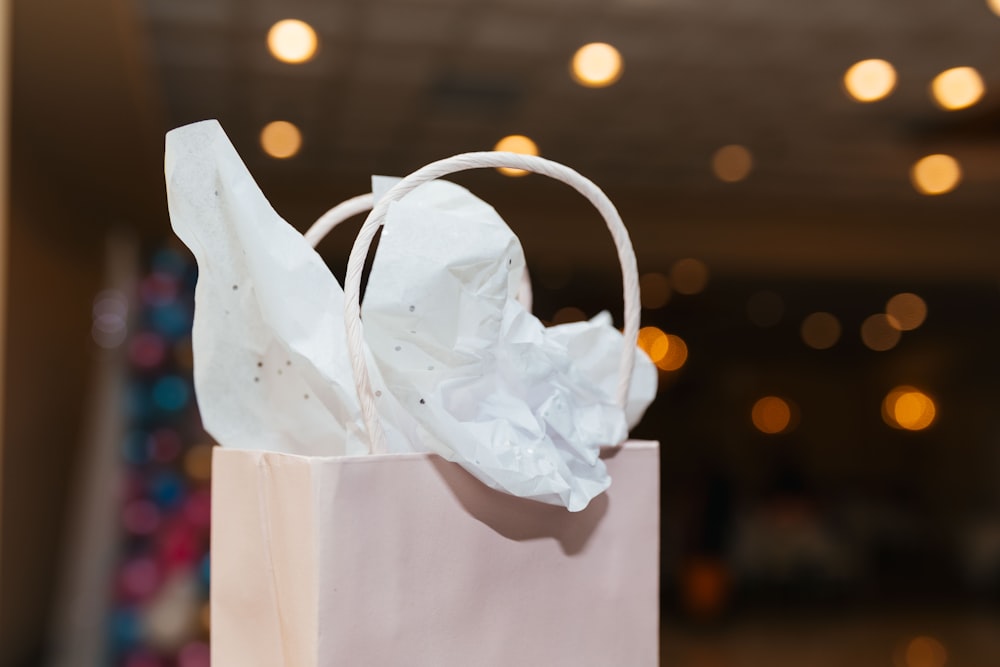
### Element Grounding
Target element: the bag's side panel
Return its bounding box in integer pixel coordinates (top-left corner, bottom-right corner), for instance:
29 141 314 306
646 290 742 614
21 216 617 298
211 449 319 667
316 441 660 666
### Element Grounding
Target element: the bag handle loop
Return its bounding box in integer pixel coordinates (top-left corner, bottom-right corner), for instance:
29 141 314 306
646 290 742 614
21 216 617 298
303 192 534 312
344 152 640 455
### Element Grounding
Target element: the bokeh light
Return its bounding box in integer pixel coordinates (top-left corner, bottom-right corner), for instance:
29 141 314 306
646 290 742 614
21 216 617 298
551 306 586 324
801 312 841 350
671 258 709 295
911 154 961 195
844 59 897 102
184 444 214 483
267 19 318 64
712 144 753 183
637 327 688 371
886 292 927 331
861 313 901 351
570 42 623 88
991 0 1000 17
638 326 668 363
493 134 539 177
931 66 984 110
639 272 671 309
752 396 794 434
682 558 729 618
93 289 129 349
904 636 948 667
260 120 302 159
883 386 937 431
657 334 688 372
747 290 784 327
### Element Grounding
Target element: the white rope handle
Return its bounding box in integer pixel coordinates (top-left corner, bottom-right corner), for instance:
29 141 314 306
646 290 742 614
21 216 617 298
344 151 641 455
304 192 534 312
304 193 374 247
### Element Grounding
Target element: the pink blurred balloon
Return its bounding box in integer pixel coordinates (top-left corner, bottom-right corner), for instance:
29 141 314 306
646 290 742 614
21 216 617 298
122 649 162 667
119 557 161 602
183 489 211 530
178 641 210 667
123 500 160 535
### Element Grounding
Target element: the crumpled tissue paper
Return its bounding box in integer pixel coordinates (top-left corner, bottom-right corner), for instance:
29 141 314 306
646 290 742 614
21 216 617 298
166 119 656 511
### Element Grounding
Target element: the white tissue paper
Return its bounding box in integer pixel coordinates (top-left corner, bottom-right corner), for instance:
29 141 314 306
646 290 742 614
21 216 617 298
166 119 656 511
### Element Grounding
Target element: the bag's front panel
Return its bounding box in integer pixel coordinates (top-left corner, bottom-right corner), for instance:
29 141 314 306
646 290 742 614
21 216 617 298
316 442 660 666
211 450 320 667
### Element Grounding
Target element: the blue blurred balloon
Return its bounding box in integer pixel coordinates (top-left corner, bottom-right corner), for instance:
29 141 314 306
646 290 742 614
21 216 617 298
151 248 189 278
152 376 189 412
108 606 142 649
121 430 151 465
199 553 211 590
149 471 185 509
150 303 192 340
124 385 153 421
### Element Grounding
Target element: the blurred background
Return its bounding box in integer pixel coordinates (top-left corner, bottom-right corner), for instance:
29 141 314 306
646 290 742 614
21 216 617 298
2 0 1000 665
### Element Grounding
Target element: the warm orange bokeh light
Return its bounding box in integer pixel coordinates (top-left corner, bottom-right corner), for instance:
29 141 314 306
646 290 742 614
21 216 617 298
657 334 688 371
260 120 303 159
671 258 709 295
886 293 927 331
844 59 897 102
883 386 937 431
861 314 901 351
712 144 753 183
551 306 586 324
494 134 539 177
904 636 948 667
639 272 671 309
637 327 687 372
267 19 318 64
752 396 793 434
570 42 623 88
911 154 961 195
931 66 984 110
801 312 841 350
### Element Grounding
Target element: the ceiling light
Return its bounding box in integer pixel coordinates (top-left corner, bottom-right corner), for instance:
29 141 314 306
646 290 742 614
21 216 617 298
886 293 927 331
260 121 302 159
843 59 897 102
267 19 318 64
493 135 539 177
712 144 753 182
571 43 623 88
670 258 709 295
930 67 984 110
752 396 793 435
801 312 841 350
883 387 937 432
911 154 961 195
861 314 900 351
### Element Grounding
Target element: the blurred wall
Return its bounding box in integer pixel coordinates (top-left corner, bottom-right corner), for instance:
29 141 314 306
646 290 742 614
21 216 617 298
0 147 104 667
0 0 164 663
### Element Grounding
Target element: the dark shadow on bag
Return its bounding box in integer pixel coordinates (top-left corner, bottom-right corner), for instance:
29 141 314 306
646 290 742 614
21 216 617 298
429 456 610 556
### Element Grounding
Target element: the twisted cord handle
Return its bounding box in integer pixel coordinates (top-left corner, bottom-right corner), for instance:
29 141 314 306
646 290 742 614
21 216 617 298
343 152 640 454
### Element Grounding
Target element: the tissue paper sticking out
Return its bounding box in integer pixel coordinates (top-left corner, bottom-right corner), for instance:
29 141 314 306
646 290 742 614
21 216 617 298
166 119 656 510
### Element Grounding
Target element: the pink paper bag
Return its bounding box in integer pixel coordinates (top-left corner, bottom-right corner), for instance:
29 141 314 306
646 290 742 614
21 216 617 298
211 442 659 666
200 149 662 665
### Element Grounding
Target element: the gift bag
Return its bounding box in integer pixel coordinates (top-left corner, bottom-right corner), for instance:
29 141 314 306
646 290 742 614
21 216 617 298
165 120 660 666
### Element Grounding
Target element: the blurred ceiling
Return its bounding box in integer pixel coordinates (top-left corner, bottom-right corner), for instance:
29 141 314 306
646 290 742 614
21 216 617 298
13 0 1000 281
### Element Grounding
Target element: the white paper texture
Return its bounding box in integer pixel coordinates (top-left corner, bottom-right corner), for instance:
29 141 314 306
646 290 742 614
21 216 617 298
166 119 656 510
